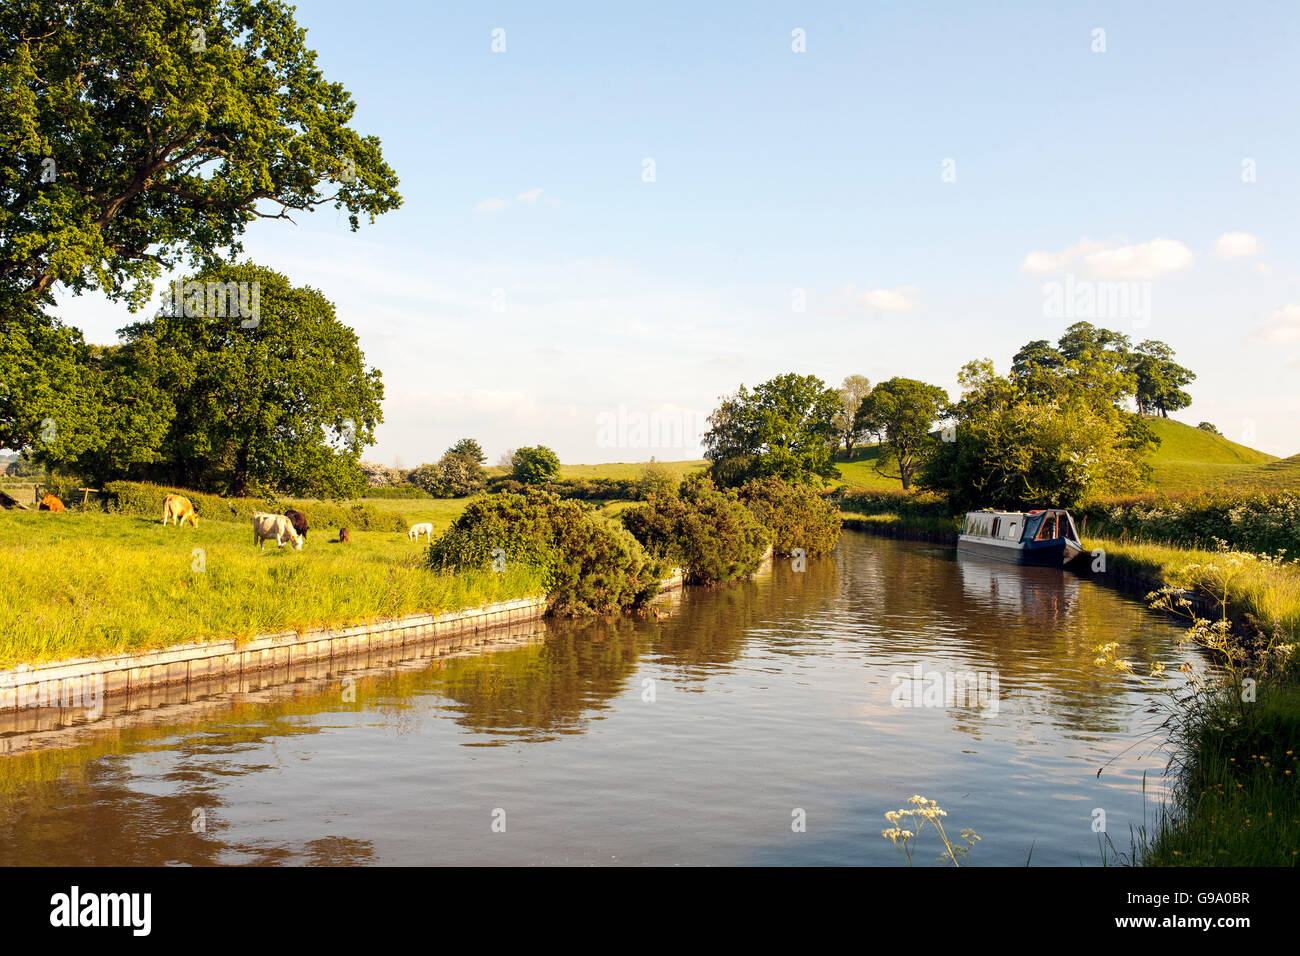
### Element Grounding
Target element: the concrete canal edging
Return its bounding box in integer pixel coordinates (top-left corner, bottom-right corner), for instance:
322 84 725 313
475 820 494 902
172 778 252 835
0 595 549 716
0 566 692 722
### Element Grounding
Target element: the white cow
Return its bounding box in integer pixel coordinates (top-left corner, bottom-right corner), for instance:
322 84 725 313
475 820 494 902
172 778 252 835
407 522 434 543
253 512 304 551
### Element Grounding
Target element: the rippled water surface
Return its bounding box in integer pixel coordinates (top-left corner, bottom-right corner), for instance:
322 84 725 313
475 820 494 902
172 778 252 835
0 532 1191 865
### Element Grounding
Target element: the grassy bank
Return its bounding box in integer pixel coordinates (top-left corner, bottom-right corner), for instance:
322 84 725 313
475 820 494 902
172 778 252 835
0 511 542 666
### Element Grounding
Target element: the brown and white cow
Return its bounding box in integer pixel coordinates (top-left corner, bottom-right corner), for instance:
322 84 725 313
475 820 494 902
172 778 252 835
252 512 304 550
162 494 199 528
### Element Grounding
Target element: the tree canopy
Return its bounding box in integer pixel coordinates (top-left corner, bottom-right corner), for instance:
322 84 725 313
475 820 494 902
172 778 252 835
702 373 841 487
40 262 385 497
853 376 948 491
1 0 401 461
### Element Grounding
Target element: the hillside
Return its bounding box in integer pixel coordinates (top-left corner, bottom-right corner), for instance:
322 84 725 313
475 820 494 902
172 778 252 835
826 418 1296 494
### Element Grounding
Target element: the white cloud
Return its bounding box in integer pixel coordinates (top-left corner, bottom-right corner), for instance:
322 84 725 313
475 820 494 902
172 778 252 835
1083 239 1194 278
1022 237 1194 278
1249 304 1300 344
1213 231 1262 258
475 198 509 212
860 286 916 311
1256 263 1276 276
516 188 543 203
1021 239 1107 274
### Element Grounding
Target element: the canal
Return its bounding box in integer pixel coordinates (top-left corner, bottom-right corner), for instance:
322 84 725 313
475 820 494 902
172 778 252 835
0 531 1191 865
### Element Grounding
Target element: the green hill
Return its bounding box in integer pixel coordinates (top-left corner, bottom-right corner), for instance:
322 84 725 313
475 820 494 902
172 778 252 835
828 418 1297 494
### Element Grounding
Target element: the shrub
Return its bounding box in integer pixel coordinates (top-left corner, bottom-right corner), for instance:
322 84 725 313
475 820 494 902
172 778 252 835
637 460 679 500
623 477 772 585
740 476 842 556
427 492 661 615
835 487 952 520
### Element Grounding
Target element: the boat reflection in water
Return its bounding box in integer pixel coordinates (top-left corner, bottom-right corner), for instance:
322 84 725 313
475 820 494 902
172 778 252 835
956 550 1081 622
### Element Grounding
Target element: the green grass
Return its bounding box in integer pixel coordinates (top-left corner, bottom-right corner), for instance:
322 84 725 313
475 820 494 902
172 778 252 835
1082 536 1300 643
1142 418 1291 492
0 511 542 666
1140 686 1300 866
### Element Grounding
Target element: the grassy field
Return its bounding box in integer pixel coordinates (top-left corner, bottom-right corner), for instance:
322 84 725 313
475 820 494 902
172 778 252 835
0 511 541 666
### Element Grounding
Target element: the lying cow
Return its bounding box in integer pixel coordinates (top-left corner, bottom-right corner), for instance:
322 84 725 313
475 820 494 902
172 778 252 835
408 522 434 543
38 493 65 512
252 512 303 551
161 494 199 528
283 508 308 539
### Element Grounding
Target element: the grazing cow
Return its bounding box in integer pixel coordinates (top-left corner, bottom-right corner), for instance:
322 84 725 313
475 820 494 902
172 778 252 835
38 493 64 513
252 512 303 551
407 522 434 543
283 508 308 539
339 528 351 544
161 494 199 528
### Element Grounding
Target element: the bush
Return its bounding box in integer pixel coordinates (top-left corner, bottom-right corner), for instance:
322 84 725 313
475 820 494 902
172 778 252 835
622 477 772 585
103 481 407 531
1079 490 1300 557
484 474 641 501
740 476 842 556
426 492 661 615
835 487 952 520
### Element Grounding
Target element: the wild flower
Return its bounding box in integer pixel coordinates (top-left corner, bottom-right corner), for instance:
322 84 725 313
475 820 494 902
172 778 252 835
880 795 978 866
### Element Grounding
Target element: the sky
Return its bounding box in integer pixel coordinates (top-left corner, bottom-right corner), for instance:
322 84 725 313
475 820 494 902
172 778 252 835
55 0 1300 464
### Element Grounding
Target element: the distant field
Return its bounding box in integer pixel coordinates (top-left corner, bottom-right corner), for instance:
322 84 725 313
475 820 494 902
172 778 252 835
555 460 708 480
344 496 470 532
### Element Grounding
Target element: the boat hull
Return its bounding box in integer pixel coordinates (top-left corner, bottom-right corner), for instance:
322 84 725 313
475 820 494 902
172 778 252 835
957 536 1083 567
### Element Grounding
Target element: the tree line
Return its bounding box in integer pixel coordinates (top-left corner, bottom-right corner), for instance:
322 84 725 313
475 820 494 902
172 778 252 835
701 321 1198 510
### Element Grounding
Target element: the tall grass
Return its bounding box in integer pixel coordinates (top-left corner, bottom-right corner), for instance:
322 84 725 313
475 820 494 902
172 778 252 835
0 511 543 665
1086 536 1300 644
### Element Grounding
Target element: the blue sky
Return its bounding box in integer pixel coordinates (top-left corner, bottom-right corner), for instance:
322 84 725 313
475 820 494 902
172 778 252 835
61 0 1300 462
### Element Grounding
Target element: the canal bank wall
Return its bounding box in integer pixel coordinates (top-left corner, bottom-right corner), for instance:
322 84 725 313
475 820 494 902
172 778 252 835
0 567 692 723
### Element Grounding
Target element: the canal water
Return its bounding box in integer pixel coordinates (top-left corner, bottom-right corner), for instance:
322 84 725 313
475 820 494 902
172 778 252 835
0 532 1191 866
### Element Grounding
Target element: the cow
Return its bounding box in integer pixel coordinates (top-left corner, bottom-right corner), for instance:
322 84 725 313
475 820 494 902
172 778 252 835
252 512 304 551
38 493 64 512
161 494 199 528
283 508 308 539
407 522 434 543
339 528 351 544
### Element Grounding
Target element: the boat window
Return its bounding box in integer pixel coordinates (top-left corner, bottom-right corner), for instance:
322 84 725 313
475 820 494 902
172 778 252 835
1038 515 1057 540
991 517 1001 536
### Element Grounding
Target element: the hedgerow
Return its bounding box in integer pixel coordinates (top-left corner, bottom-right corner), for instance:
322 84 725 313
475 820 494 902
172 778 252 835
102 481 406 531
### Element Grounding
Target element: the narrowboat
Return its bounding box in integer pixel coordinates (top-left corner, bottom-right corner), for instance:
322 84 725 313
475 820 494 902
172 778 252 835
957 508 1084 567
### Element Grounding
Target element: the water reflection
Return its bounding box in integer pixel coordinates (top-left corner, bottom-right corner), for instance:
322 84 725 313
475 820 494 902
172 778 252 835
0 533 1190 866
